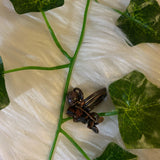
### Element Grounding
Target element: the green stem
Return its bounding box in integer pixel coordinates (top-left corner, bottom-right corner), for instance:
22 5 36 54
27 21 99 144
62 110 119 123
3 64 70 74
72 0 90 60
41 11 72 61
49 66 72 160
98 110 119 117
60 128 91 160
62 117 72 123
48 0 91 159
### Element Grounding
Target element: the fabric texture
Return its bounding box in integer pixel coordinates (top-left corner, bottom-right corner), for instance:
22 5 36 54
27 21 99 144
0 0 160 159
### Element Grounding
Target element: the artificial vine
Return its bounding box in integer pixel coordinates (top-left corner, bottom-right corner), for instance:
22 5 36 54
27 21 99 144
1 0 160 159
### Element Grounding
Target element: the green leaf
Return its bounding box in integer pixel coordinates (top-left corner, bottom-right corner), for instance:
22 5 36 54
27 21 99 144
0 57 10 109
9 0 64 14
116 0 160 45
95 142 137 160
109 70 160 148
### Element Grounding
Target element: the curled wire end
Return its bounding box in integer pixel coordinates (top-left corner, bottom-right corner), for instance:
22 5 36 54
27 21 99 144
66 87 107 133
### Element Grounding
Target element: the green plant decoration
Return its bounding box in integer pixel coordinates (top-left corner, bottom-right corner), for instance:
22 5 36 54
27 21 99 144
116 0 160 45
109 70 160 148
9 0 64 14
95 142 137 160
0 57 10 109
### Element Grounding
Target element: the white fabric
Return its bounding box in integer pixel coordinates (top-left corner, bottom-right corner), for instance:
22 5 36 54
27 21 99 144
0 0 160 159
